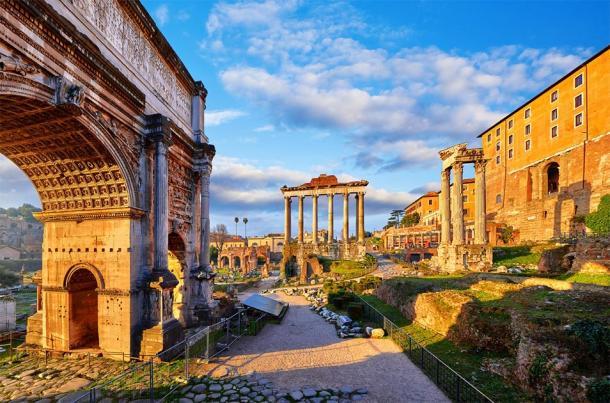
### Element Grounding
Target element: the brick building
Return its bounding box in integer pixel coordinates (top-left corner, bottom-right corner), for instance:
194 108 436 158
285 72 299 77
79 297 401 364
480 46 610 242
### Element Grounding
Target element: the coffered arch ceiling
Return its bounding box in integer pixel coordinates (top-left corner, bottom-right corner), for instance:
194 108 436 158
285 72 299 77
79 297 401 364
0 94 134 213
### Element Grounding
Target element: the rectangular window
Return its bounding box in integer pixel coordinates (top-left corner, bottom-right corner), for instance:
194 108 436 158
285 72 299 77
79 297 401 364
575 73 583 87
574 93 583 108
551 108 558 121
508 134 513 144
496 141 501 151
508 119 513 129
551 90 558 102
487 133 491 142
462 195 468 202
496 194 502 204
496 128 500 136
508 149 513 159
524 108 531 119
525 139 531 151
525 124 531 135
496 155 501 164
551 125 558 138
428 200 432 205
575 113 583 127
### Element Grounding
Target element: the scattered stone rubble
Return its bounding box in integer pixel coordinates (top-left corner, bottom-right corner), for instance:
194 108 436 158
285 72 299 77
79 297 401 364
174 372 369 402
280 287 385 340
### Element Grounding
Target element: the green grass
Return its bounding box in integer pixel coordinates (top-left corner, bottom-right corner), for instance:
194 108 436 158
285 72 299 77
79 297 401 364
359 294 528 402
493 246 541 267
329 260 371 279
558 273 610 287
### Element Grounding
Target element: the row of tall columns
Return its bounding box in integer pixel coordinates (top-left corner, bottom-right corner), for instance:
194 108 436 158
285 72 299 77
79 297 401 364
282 192 365 245
440 160 487 246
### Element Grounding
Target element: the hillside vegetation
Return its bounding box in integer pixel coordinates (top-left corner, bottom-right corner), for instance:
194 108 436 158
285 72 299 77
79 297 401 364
373 275 610 402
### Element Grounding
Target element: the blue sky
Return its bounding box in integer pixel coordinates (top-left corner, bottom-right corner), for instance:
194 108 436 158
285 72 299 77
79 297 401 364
1 0 608 236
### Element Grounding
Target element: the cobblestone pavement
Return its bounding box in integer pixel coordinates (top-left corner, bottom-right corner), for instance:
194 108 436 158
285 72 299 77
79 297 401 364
0 353 127 401
201 292 449 402
373 254 412 279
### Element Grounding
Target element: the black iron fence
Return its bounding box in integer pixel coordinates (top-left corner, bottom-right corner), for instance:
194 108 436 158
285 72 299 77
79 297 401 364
0 308 269 402
357 296 494 403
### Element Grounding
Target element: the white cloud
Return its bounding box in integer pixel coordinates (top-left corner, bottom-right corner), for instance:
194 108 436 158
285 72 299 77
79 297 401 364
209 156 414 231
204 1 589 172
154 4 169 27
177 10 190 21
205 109 247 126
254 124 275 132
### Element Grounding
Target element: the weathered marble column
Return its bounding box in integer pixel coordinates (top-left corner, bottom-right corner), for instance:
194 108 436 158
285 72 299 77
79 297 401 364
452 162 465 245
342 193 349 242
474 160 488 244
312 195 318 245
357 192 365 244
199 163 212 268
440 168 451 245
284 196 291 244
327 194 334 243
298 196 304 243
152 133 172 272
355 194 360 242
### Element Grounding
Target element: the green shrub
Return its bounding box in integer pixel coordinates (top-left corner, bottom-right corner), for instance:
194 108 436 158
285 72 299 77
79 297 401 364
568 320 610 357
588 378 610 403
346 302 364 320
528 352 550 384
585 194 610 235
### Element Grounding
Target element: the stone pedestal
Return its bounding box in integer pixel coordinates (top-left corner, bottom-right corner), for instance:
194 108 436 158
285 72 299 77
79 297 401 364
25 312 43 346
437 244 493 272
140 318 184 360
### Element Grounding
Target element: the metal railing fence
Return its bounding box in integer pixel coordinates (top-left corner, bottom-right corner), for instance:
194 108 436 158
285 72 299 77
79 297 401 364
1 308 271 402
356 295 494 403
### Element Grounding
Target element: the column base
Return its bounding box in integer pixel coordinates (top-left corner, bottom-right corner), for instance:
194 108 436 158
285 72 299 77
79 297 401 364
437 244 493 272
140 318 184 361
25 311 43 346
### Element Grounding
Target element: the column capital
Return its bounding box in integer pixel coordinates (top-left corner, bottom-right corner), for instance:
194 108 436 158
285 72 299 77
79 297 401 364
474 159 488 173
145 114 174 147
453 161 464 174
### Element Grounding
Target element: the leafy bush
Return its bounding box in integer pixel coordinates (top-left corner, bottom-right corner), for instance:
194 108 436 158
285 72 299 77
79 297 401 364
585 194 610 235
346 302 364 320
568 320 610 357
587 378 610 403
0 268 20 287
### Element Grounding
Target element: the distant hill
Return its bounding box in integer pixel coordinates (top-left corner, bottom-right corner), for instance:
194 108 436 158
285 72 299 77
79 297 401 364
0 204 42 223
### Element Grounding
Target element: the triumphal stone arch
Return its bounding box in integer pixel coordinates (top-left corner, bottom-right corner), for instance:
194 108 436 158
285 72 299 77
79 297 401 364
0 0 216 358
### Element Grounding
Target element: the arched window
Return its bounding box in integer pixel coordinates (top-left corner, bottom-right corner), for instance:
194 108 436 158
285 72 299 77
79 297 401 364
547 162 560 194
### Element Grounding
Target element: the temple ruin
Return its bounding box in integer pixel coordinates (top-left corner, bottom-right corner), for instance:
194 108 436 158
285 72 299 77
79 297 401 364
436 144 492 271
281 175 368 282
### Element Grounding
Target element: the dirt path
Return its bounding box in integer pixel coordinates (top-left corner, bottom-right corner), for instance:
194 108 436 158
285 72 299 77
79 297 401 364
204 291 449 402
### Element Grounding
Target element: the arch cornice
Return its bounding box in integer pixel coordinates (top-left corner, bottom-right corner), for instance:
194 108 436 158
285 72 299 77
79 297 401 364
0 72 53 102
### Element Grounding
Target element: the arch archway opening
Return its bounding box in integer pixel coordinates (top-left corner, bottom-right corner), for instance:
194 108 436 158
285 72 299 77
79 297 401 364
233 256 241 269
67 268 99 349
168 232 187 323
220 256 229 268
547 163 560 194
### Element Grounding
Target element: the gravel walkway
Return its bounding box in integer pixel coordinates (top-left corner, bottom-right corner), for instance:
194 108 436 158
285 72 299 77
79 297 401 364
204 291 449 402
